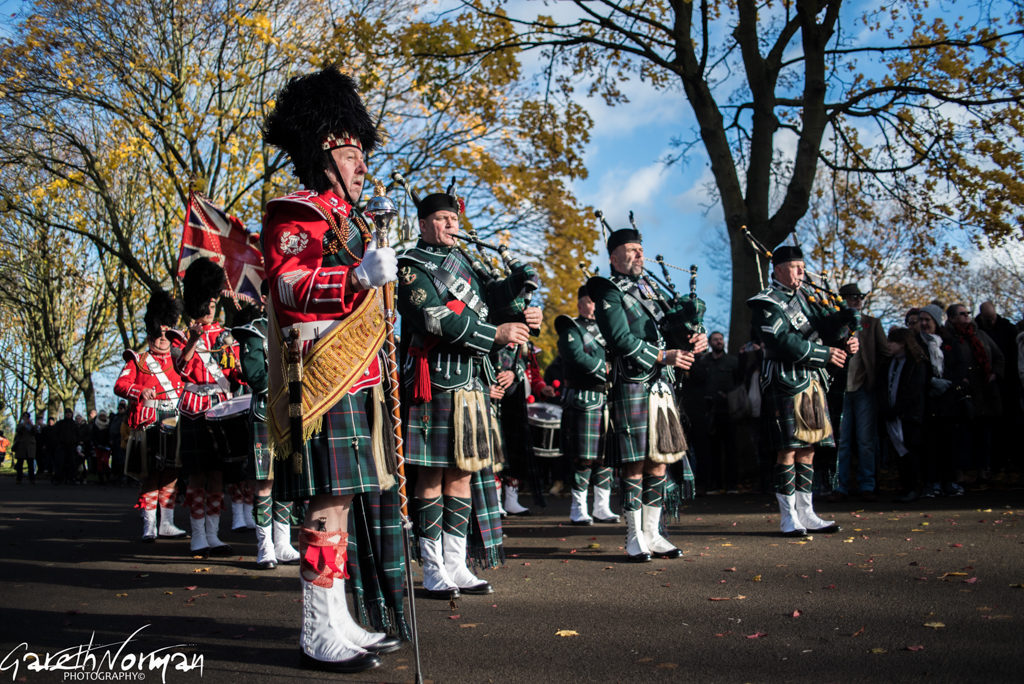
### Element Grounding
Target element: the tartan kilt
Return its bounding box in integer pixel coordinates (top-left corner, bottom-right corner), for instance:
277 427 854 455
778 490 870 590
403 390 457 468
178 415 228 474
608 380 649 465
274 386 390 500
761 384 835 451
561 401 605 464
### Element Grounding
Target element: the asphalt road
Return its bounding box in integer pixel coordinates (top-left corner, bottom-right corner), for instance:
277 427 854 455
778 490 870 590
1 476 1022 683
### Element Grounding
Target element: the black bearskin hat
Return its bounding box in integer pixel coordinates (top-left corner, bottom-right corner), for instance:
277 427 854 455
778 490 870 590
182 257 226 320
143 289 182 339
263 66 380 193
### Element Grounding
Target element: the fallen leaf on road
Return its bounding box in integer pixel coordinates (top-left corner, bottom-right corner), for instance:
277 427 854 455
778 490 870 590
870 648 887 654
791 610 802 618
724 567 737 572
233 594 247 598
192 568 211 573
115 593 127 598
709 597 731 601
460 623 478 629
752 575 762 582
555 630 579 637
905 645 925 652
963 577 978 584
733 595 747 600
185 586 198 591
852 626 865 637
745 632 767 639
164 591 173 596
447 614 461 620
656 663 678 669
941 572 968 579
924 622 945 629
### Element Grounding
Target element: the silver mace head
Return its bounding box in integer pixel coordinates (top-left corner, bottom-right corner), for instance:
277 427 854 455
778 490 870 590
365 179 398 242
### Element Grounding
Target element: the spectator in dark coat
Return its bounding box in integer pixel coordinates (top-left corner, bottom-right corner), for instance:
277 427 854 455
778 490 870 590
882 328 928 502
946 303 1003 483
12 412 37 484
917 304 971 496
976 301 1020 478
52 409 79 484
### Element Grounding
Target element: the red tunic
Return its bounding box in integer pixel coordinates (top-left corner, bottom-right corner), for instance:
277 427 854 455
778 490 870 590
114 349 184 430
262 189 381 390
175 322 243 416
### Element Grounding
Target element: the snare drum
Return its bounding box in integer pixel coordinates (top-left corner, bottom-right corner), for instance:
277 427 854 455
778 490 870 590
157 416 178 470
206 395 253 463
527 403 563 458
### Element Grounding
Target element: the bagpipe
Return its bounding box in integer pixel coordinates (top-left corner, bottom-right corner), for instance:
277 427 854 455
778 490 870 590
594 209 707 350
741 226 861 343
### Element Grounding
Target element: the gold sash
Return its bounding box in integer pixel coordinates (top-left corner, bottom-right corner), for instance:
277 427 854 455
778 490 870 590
267 291 386 459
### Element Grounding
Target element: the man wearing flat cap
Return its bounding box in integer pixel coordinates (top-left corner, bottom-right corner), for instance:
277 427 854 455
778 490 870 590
832 282 889 502
261 66 403 673
396 180 538 599
747 245 858 537
587 224 707 562
555 285 620 526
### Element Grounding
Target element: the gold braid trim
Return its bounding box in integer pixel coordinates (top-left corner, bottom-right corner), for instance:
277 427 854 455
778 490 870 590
267 291 386 464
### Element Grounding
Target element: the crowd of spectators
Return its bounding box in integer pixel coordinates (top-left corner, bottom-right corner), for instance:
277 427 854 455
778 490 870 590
679 296 1023 501
3 401 130 486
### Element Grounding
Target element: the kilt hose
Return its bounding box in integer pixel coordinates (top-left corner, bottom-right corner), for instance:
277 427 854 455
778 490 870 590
761 385 835 452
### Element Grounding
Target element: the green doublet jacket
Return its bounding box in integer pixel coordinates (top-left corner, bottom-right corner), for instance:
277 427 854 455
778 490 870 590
232 318 268 420
555 314 608 410
586 270 675 386
747 281 837 395
398 240 524 391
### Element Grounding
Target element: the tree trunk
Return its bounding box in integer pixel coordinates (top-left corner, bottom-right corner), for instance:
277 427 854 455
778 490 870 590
82 374 96 414
727 228 769 353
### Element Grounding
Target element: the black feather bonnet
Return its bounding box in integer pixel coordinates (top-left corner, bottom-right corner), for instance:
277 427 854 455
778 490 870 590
182 257 226 320
143 289 182 339
263 66 380 193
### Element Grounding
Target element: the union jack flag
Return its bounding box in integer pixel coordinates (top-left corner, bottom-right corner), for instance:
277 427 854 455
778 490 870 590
177 191 265 304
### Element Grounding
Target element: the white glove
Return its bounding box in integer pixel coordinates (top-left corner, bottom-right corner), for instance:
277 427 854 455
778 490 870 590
352 243 398 290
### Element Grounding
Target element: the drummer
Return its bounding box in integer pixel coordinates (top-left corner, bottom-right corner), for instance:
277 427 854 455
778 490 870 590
555 286 620 526
177 257 244 557
114 289 189 542
397 181 537 598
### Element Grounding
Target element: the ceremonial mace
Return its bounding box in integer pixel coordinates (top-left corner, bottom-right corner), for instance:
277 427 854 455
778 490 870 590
365 180 424 684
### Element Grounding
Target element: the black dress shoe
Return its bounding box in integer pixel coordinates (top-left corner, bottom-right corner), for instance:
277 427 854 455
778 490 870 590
653 548 683 559
592 515 621 524
627 552 651 563
364 636 402 655
256 559 277 570
299 650 381 673
570 519 594 526
423 587 460 600
458 581 493 595
780 529 809 538
208 543 234 557
806 523 840 534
